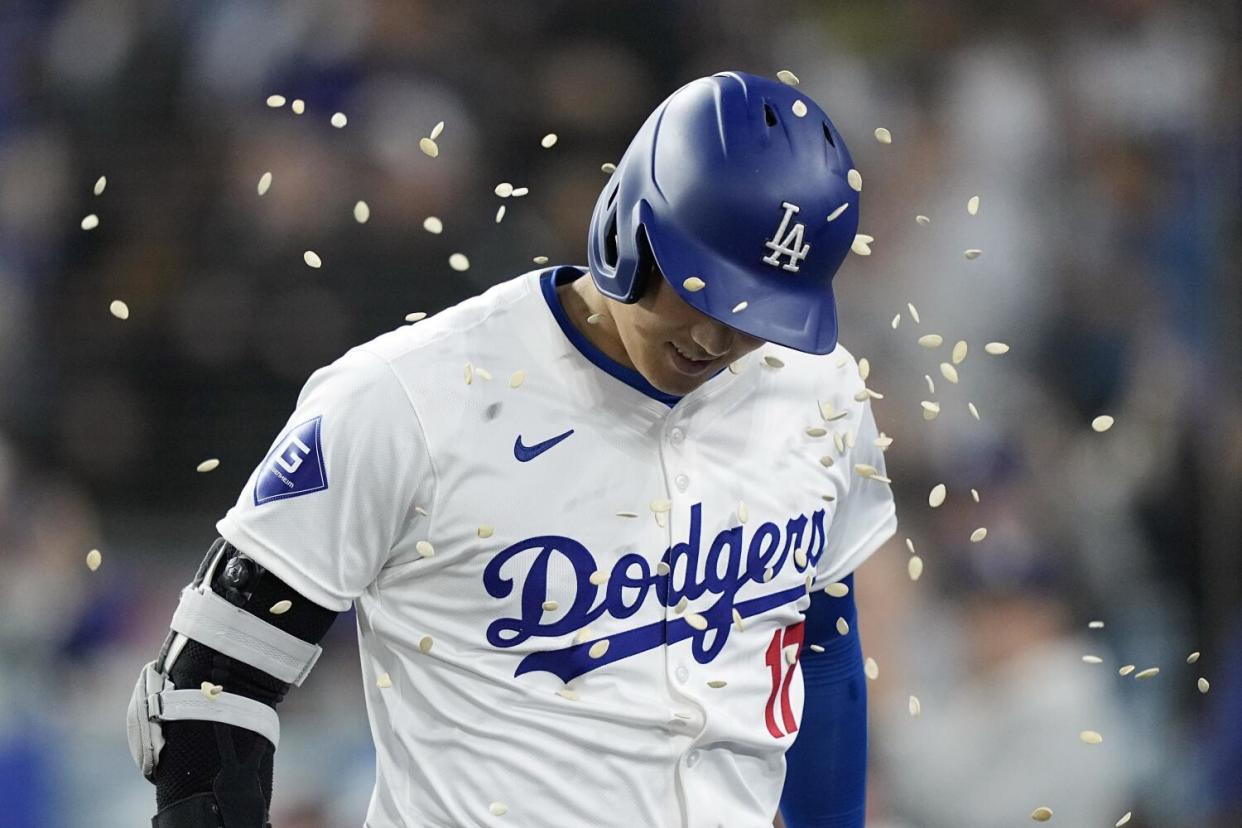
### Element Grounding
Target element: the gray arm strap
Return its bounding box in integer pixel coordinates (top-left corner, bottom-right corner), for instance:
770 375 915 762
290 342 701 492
150 688 280 749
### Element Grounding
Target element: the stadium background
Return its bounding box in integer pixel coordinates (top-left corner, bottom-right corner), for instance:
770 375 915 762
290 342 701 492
0 0 1238 825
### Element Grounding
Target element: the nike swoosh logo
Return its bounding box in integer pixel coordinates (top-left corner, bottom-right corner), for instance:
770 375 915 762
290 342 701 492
514 429 575 462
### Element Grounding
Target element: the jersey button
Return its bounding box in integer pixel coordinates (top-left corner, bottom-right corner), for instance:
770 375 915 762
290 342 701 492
674 473 689 492
685 749 701 767
675 665 689 684
669 428 685 447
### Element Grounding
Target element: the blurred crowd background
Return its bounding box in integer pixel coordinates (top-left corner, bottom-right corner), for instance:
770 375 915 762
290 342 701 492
0 0 1238 826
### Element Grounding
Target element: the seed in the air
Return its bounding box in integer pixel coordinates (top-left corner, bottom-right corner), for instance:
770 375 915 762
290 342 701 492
909 695 921 716
918 334 943 348
93 175 107 195
351 200 370 224
477 525 494 538
707 679 727 689
737 501 749 523
970 527 987 542
791 99 808 117
891 313 901 329
967 195 980 215
81 213 100 230
732 608 744 631
907 302 921 323
1031 807 1053 822
851 238 872 256
590 569 609 585
430 120 445 140
330 112 347 128
303 250 322 268
858 357 870 380
540 133 558 148
1135 667 1160 680
825 582 849 598
489 802 508 816
864 657 879 680
806 427 828 438
952 340 968 364
419 137 439 157
418 635 433 654
908 556 923 581
1187 651 1200 664
809 643 824 653
201 682 224 700
405 312 427 323
964 249 982 260
110 300 129 320
651 498 672 513
1116 813 1132 827
449 253 470 272
1092 415 1114 432
494 182 513 198
86 549 102 571
1082 655 1103 664
673 596 689 615
921 401 941 420
506 186 524 198
556 686 578 701
1119 665 1136 676
542 600 559 612
196 458 220 473
291 99 305 114
1089 620 1105 629
257 171 272 196
826 203 849 222
969 488 979 503
269 599 292 615
464 362 474 385
532 255 549 264
906 538 916 554
1080 730 1103 744
968 402 981 420
266 94 286 108
601 162 617 173
874 127 892 144
376 672 393 688
416 540 434 558
507 370 526 389
928 484 946 508
836 617 850 636
618 511 640 520
940 363 959 383
764 355 785 369
732 301 748 313
916 214 931 225
847 169 862 191
776 69 800 85
1198 677 1210 693
925 375 936 394
984 342 1009 355
685 613 708 631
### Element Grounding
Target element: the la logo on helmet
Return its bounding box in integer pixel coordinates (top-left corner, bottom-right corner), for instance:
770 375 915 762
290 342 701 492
762 201 810 272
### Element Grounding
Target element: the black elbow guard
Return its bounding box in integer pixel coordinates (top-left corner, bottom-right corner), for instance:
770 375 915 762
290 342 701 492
128 538 339 827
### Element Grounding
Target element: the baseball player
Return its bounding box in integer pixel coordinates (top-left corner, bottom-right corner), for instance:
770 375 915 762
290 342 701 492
126 71 897 827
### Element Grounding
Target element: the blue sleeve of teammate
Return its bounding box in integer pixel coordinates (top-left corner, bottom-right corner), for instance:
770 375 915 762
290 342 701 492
778 573 867 828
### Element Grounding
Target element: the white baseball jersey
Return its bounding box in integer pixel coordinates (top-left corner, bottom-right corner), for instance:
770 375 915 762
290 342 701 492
217 265 897 828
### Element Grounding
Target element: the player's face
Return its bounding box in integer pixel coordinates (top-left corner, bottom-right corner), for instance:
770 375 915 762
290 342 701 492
611 262 765 396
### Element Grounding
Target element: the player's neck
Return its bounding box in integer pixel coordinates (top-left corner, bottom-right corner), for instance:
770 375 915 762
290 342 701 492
558 273 637 372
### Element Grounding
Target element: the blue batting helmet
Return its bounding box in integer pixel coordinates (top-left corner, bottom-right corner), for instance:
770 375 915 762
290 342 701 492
586 71 860 355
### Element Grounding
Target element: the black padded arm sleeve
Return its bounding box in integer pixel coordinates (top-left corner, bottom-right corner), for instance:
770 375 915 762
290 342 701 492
153 539 339 825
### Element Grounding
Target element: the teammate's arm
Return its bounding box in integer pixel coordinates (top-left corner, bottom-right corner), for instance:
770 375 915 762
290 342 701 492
777 573 868 828
127 537 339 826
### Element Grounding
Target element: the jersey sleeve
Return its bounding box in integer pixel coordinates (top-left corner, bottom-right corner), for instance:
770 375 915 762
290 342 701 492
216 347 434 612
814 397 898 588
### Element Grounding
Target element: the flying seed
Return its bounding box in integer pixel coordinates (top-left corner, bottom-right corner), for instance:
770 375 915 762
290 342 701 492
354 201 370 223
968 402 980 420
590 570 609 586
806 427 828 438
984 342 1009 355
418 635 433 654
836 617 850 636
967 195 980 215
810 644 824 653
542 600 559 612
601 162 617 173
404 312 427 324
908 556 923 581
738 501 748 523
891 314 901 329
732 608 744 631
1080 730 1103 744
833 432 845 453
971 488 980 502
423 216 442 234
918 334 943 348
1116 813 1132 826
509 370 525 388
556 686 578 701
764 355 785 368
651 498 672 513
929 484 946 508
464 363 473 385
618 511 640 519
541 133 558 148
266 599 293 615
291 99 305 114
776 69 800 85
266 94 286 108
477 525 494 538
826 203 849 222
86 549 102 571
330 112 347 128
847 169 862 191
940 362 959 383
791 99 808 117
964 249 982 259
906 538 916 554
489 802 507 816
511 187 528 197
825 582 849 597
673 596 688 615
574 627 593 644
683 276 706 292
449 253 470 271
197 458 220 473
376 672 392 688
1187 651 1200 664
494 182 513 198
81 213 99 230
1135 667 1159 680
915 214 930 225
921 401 941 420
952 340 968 364
864 657 879 680
970 527 987 542
1119 665 1136 676
93 175 107 195
707 679 727 688
1083 655 1103 664
1198 677 1210 693
851 238 871 256
1089 621 1105 629
909 695 921 716
794 547 808 568
109 299 128 319
431 120 445 140
855 463 878 478
1092 415 1114 432
925 375 936 394
303 250 322 268
415 506 428 516
685 613 708 631
533 256 549 264
1031 807 1053 822
257 172 272 195
416 541 434 558
732 301 748 313
419 137 439 157
201 682 223 699
586 313 604 325
907 302 921 323
874 127 892 144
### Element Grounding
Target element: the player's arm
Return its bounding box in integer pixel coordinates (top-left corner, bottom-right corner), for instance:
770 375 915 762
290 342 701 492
777 573 867 828
126 537 340 826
